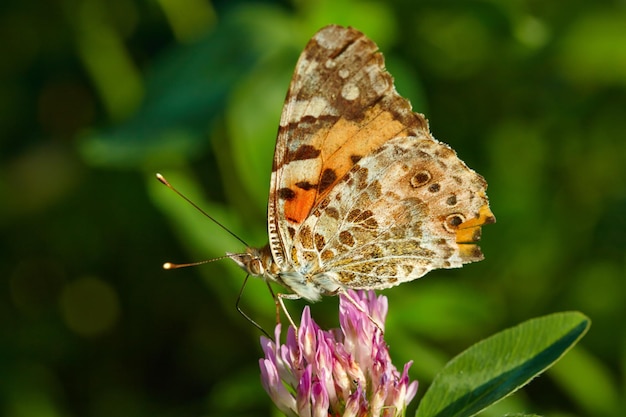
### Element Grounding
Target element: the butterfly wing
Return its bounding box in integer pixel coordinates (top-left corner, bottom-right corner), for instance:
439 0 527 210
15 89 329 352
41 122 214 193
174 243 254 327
291 135 495 291
268 25 429 268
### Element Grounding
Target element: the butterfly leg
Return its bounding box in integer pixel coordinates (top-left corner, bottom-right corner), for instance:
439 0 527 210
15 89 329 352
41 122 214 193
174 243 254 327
235 274 271 338
263 280 301 335
276 292 302 334
263 280 281 324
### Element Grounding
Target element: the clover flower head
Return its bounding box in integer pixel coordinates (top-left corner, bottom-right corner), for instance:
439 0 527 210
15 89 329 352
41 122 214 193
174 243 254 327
259 290 418 417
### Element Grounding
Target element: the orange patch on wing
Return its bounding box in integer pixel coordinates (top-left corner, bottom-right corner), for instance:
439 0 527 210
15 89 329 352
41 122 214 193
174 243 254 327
455 204 496 243
458 243 484 262
455 227 480 243
309 106 415 204
284 187 317 224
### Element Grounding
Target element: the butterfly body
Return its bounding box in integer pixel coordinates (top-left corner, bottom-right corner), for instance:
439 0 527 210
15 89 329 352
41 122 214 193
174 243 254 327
230 25 495 303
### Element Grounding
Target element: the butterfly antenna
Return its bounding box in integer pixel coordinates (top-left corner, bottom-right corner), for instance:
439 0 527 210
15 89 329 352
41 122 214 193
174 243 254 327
162 254 241 270
156 173 249 247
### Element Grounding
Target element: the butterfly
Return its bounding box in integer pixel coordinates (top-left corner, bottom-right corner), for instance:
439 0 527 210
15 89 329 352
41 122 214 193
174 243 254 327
227 25 495 320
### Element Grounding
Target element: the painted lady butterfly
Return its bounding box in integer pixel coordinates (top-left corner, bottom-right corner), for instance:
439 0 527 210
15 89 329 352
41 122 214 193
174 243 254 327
229 25 495 308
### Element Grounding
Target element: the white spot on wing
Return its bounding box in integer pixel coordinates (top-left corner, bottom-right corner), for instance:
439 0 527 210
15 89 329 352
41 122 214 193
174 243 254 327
280 96 335 126
341 83 360 101
284 158 323 178
315 28 347 50
302 59 319 76
366 64 390 95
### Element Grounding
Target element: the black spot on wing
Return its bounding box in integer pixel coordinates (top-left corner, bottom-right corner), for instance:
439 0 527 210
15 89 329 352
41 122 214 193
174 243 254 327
319 169 337 192
278 188 296 200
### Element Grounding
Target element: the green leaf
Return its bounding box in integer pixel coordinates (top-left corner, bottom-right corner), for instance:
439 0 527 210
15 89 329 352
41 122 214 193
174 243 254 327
415 311 590 417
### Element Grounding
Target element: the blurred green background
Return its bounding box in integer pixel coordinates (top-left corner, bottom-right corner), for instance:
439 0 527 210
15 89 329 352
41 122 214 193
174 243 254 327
2 0 624 416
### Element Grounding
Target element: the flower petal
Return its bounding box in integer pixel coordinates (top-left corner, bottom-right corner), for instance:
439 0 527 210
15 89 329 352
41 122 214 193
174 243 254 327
311 379 329 417
296 365 313 417
259 290 418 417
259 358 298 416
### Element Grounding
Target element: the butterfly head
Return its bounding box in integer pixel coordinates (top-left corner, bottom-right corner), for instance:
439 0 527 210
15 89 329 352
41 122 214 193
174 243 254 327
228 245 276 278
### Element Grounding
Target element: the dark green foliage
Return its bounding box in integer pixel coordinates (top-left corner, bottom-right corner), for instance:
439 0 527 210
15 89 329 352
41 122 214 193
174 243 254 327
1 1 623 416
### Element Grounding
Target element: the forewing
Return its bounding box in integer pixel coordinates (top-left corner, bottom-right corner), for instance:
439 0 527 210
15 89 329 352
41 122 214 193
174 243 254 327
268 25 428 268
